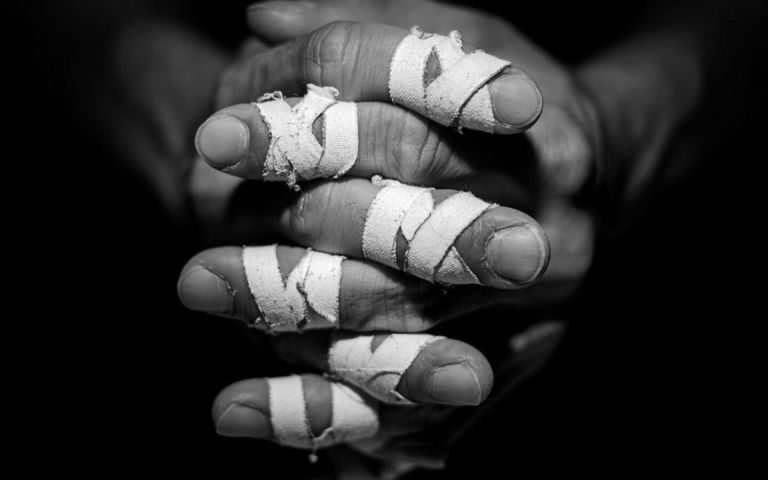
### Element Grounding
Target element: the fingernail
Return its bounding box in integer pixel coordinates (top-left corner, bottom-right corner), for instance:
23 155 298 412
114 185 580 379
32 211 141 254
485 224 547 284
195 116 249 168
490 74 542 128
429 362 482 406
248 1 314 18
177 266 233 313
216 403 271 438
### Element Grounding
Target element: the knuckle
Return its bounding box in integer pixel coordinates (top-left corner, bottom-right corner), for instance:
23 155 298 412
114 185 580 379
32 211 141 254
284 183 344 247
391 111 447 185
285 189 321 245
356 272 438 332
304 21 358 86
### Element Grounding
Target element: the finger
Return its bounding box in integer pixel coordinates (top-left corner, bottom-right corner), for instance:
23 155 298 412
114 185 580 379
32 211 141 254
271 178 548 288
212 374 377 449
270 332 493 406
178 178 548 301
177 245 504 331
195 96 534 204
217 21 542 134
212 374 454 445
177 176 550 328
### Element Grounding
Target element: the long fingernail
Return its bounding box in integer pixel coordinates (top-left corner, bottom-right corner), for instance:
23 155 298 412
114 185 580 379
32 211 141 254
485 224 547 284
177 266 233 313
490 74 542 129
216 403 271 438
195 116 249 168
429 362 482 406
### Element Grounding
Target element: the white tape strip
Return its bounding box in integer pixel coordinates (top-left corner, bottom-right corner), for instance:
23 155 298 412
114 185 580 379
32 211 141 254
389 27 510 132
254 84 358 186
329 333 442 405
361 180 430 269
269 375 316 448
329 381 380 442
268 375 378 450
320 101 358 179
405 192 492 281
243 245 343 332
362 178 495 285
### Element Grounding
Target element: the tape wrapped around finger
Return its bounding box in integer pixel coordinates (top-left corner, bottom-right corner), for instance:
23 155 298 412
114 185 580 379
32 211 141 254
389 26 511 132
253 84 358 188
268 375 379 450
329 332 443 405
243 245 344 333
362 176 496 285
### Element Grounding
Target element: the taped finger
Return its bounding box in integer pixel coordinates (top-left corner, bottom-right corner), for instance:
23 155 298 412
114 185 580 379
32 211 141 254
217 21 541 134
271 332 494 406
213 374 378 451
178 245 501 331
277 177 549 289
197 87 528 196
198 85 359 188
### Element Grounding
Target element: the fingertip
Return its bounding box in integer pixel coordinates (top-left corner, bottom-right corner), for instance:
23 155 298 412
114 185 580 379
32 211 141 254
213 379 273 438
456 206 550 289
195 115 250 169
490 70 543 134
215 403 272 438
402 338 493 406
177 265 234 314
177 248 246 314
484 221 550 286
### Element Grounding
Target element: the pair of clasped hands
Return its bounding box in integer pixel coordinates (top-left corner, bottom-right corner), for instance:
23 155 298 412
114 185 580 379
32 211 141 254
171 0 596 475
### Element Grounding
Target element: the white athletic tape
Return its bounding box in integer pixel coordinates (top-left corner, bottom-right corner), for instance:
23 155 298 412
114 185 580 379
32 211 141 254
253 84 358 187
329 333 442 405
404 191 491 281
268 375 379 450
362 176 495 285
243 245 343 332
361 181 431 270
389 27 510 132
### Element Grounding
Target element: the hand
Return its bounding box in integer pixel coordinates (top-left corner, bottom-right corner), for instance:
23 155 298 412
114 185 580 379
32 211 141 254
182 0 703 475
178 1 598 474
91 13 507 475
210 0 598 308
